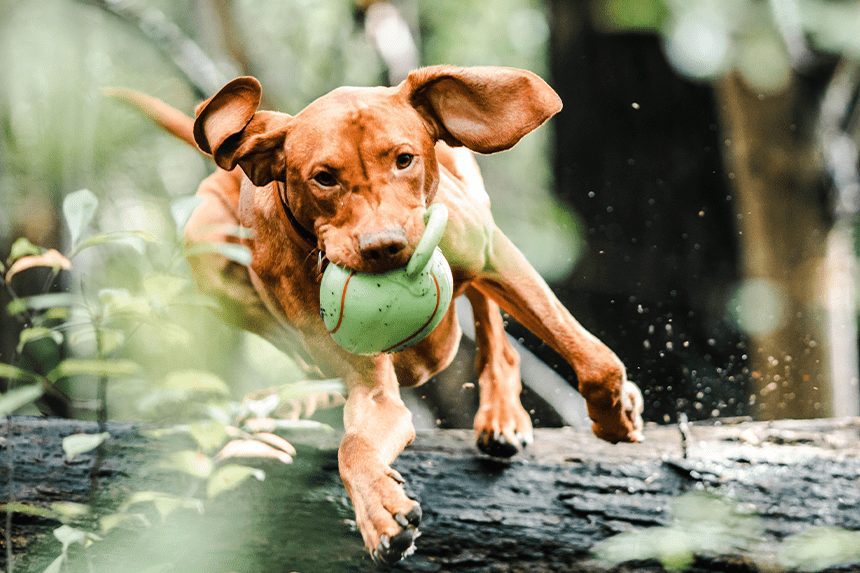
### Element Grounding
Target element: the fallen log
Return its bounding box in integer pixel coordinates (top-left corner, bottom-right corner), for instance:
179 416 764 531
1 416 859 572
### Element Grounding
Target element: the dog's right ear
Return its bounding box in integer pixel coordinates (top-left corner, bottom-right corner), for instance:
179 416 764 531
194 76 291 186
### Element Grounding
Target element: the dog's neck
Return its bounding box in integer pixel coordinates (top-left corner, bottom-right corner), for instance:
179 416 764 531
274 181 318 252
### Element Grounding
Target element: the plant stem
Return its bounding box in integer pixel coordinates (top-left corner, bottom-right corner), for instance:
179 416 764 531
5 416 13 573
89 317 108 496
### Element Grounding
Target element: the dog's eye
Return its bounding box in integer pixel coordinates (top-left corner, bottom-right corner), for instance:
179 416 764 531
395 153 414 169
313 171 338 187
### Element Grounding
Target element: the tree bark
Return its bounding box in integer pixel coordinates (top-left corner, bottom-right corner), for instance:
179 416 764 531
2 416 859 572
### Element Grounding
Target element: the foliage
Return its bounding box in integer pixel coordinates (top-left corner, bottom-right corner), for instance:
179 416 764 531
595 0 860 91
0 189 345 572
593 491 860 572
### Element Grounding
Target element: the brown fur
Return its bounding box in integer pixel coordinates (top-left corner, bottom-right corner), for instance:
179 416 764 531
118 65 644 563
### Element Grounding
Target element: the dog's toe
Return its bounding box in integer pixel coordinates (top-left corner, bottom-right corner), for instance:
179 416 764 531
394 504 422 528
476 430 527 458
372 527 418 565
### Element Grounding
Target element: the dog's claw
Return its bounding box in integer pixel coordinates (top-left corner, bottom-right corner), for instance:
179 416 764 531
373 527 418 565
476 429 527 458
406 504 422 527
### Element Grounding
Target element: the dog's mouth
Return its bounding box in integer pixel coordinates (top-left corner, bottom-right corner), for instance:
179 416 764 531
323 248 414 275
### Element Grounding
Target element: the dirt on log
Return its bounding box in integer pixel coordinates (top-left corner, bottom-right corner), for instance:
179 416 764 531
1 416 859 572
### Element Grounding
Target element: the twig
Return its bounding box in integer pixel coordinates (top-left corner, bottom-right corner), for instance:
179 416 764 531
78 0 226 98
677 412 690 459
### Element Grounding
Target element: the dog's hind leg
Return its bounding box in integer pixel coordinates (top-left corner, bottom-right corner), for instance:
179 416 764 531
184 169 314 368
338 355 422 564
472 229 644 444
465 286 533 457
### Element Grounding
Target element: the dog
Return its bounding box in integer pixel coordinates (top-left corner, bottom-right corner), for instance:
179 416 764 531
116 65 644 564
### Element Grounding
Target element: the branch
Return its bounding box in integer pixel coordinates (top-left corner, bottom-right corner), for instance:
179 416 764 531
80 0 226 98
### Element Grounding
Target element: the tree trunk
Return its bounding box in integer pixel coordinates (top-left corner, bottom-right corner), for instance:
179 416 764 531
715 72 834 419
2 416 859 572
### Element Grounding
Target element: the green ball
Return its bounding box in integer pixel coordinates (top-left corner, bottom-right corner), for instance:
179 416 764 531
319 248 453 355
319 203 453 355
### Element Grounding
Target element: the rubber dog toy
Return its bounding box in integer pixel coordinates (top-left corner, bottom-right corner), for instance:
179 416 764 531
320 203 453 355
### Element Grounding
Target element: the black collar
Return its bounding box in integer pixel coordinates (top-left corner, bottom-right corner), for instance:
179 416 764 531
275 182 318 249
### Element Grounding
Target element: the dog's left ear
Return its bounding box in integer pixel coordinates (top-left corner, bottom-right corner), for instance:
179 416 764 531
402 65 562 154
194 76 292 186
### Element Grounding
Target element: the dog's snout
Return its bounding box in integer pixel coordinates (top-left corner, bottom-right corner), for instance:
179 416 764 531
358 228 408 262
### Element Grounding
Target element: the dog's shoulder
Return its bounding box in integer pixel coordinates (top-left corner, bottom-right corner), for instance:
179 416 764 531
435 142 490 208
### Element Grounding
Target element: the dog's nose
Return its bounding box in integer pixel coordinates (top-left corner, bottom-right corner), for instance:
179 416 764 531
358 228 408 261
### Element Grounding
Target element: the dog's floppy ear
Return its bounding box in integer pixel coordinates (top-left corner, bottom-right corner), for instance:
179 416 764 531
194 76 291 186
403 65 562 154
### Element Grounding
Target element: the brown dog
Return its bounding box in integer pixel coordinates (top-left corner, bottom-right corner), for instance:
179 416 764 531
117 65 644 564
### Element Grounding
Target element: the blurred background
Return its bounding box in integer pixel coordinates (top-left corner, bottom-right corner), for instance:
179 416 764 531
2 0 860 433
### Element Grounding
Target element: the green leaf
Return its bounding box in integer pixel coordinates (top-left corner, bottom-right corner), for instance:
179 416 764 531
62 432 110 461
42 554 65 573
17 327 63 353
0 363 42 383
152 497 193 521
156 450 214 479
779 526 860 572
8 237 43 263
161 370 230 396
48 358 140 382
100 511 150 533
143 273 188 302
51 502 90 521
199 224 255 240
63 189 99 245
188 421 229 453
70 230 157 257
207 465 265 499
243 419 335 433
119 491 203 516
0 502 56 519
0 384 45 415
278 379 345 401
171 195 203 230
67 327 125 356
185 241 252 266
53 524 90 549
52 524 100 552
98 288 150 319
7 293 78 316
141 426 188 439
97 327 126 355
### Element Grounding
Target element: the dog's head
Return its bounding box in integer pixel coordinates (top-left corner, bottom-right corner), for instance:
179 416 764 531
193 66 561 273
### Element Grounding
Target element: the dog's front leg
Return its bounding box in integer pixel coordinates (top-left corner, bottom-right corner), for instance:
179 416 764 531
339 355 421 564
473 229 644 443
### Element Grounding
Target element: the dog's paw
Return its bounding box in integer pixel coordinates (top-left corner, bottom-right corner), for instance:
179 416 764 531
474 399 533 458
591 380 645 443
349 467 422 565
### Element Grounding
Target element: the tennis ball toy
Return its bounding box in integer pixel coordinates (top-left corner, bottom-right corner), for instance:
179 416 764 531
320 203 453 355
